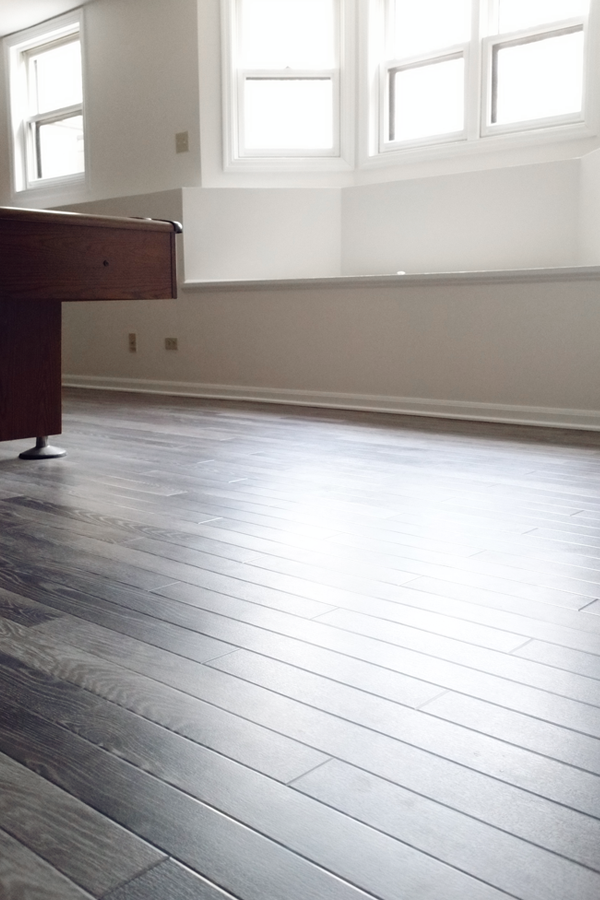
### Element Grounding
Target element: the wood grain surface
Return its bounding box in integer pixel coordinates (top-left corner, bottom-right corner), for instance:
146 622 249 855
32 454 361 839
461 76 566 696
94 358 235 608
0 827 95 900
0 387 599 899
0 299 62 441
0 208 177 302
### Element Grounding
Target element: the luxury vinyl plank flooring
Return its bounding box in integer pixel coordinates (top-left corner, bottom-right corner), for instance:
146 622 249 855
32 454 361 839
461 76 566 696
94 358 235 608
0 749 165 896
0 706 379 900
0 628 327 784
0 698 504 900
13 621 600 866
242 558 600 653
102 860 238 900
1 389 600 899
423 689 600 774
206 648 600 816
293 760 600 900
0 827 96 900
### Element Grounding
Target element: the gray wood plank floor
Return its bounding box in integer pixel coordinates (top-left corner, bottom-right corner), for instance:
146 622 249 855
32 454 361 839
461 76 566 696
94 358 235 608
0 387 599 899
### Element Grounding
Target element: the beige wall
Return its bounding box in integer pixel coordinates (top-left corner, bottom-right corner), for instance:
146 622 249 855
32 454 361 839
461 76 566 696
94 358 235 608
64 276 600 414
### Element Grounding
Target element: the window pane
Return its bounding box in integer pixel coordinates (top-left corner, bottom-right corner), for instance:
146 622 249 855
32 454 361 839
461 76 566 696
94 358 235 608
391 57 464 141
244 78 333 149
29 39 82 114
393 0 471 58
498 0 588 33
241 0 334 68
37 114 84 179
493 30 584 124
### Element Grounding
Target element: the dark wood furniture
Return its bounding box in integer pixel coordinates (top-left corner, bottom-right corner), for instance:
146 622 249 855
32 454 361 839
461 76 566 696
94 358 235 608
0 206 180 458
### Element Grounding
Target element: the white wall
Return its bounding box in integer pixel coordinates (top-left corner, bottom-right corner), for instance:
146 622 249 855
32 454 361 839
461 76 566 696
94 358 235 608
0 0 201 207
179 161 583 281
342 161 581 275
181 187 341 281
578 146 600 264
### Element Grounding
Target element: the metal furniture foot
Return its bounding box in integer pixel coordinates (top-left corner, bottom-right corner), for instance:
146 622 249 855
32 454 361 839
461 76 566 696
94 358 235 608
19 436 66 460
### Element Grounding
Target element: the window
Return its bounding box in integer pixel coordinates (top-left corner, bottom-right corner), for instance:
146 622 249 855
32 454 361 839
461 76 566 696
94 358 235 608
381 0 590 152
220 0 595 176
383 0 471 145
223 0 349 165
4 11 85 194
484 0 588 134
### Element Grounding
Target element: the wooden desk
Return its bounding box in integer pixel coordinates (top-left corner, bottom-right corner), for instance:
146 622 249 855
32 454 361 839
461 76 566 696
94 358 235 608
0 206 180 458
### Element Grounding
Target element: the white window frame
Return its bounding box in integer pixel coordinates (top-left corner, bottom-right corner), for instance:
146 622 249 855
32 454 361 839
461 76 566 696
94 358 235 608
380 2 474 152
367 0 597 167
481 15 588 137
221 0 355 172
4 10 87 198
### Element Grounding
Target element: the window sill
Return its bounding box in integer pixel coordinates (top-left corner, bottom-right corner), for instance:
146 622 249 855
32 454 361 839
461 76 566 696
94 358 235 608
182 265 600 292
359 118 597 175
11 174 88 208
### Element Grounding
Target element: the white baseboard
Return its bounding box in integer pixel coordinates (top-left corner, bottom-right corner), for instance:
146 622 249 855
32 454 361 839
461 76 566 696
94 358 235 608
62 374 600 432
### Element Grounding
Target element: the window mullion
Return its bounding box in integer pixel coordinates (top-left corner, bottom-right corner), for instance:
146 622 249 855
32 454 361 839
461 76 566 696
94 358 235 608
464 0 483 140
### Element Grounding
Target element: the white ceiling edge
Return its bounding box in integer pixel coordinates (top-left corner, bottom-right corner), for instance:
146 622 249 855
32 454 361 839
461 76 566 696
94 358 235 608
0 0 96 38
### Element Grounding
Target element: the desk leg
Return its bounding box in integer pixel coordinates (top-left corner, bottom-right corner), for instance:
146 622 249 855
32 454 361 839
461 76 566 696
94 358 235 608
0 299 64 457
19 436 66 459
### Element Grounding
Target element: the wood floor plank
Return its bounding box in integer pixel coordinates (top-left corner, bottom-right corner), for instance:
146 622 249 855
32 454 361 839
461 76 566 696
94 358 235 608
0 577 237 665
4 522 336 619
32 577 600 738
15 620 600 869
103 860 237 900
513 640 600 680
0 528 171 593
0 827 95 900
313 608 600 706
0 703 382 900
0 494 256 560
0 498 145 545
239 555 600 654
474 548 600 585
293 759 600 900
0 750 165 896
0 630 327 785
0 688 507 900
207 648 600 816
422 691 600 774
227 529 593 609
3 388 600 900
406 576 600 635
0 585 64 628
2 572 443 709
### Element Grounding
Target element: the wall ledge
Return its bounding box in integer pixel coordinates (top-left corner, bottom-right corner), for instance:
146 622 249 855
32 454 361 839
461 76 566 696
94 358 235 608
63 375 600 432
181 265 600 293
